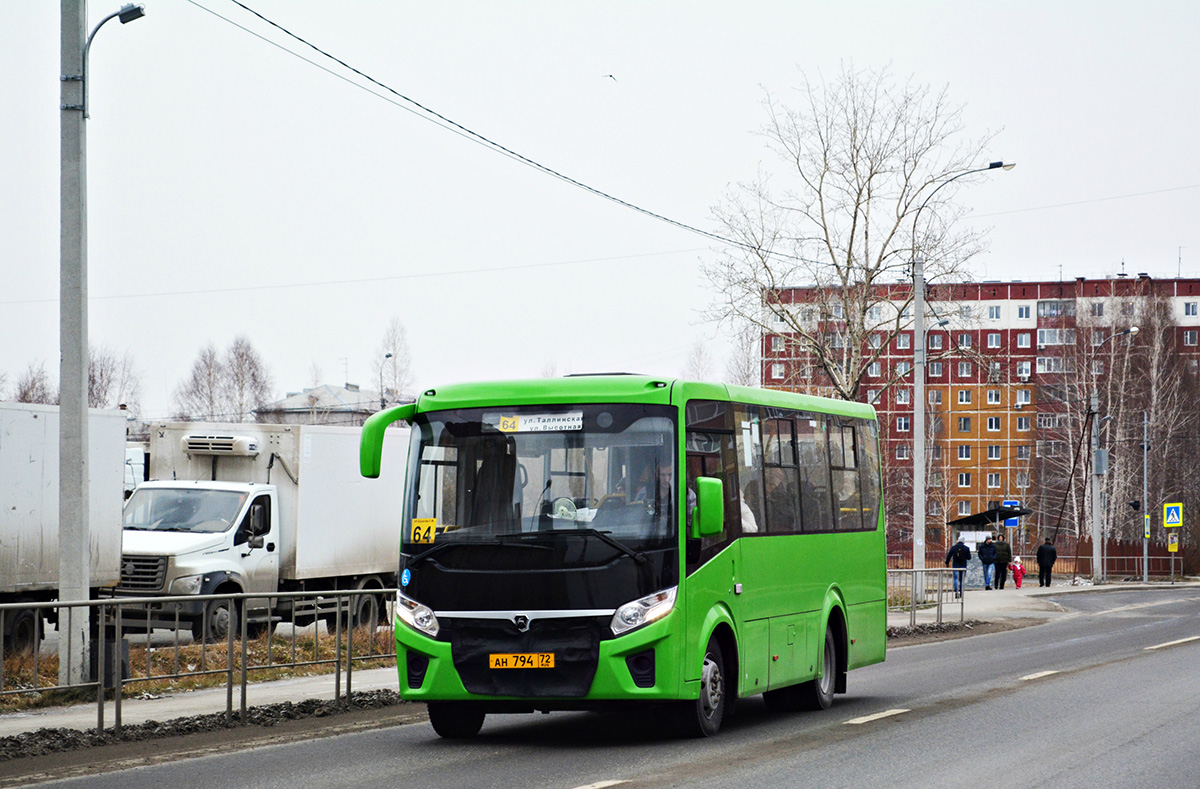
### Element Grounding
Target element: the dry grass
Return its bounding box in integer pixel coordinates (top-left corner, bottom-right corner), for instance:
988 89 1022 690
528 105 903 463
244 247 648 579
0 626 396 713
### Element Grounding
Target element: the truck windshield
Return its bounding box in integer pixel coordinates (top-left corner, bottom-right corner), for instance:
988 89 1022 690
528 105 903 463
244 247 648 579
123 488 248 534
403 403 677 558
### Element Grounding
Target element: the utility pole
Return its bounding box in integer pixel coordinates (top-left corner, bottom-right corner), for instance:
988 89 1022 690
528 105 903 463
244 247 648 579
912 258 926 582
1090 389 1103 583
59 0 90 686
1143 410 1149 582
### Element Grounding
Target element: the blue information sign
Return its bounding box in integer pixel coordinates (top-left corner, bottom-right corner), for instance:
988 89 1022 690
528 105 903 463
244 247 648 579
1003 499 1020 527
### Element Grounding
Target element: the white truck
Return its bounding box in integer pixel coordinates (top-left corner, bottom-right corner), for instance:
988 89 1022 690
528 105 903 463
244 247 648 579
0 402 127 651
115 422 408 641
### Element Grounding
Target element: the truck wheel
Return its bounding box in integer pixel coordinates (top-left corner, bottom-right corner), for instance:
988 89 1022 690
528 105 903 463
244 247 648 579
351 593 381 629
5 608 40 654
678 636 727 737
192 598 238 644
427 702 485 738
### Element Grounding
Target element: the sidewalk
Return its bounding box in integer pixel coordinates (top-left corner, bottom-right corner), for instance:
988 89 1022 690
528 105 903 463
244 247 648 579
0 665 401 739
887 577 1200 629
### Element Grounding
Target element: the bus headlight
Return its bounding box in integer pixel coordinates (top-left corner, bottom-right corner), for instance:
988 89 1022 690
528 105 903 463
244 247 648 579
396 591 439 637
610 587 676 635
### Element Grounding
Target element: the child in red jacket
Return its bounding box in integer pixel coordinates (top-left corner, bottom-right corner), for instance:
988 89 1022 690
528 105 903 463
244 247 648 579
1011 557 1026 589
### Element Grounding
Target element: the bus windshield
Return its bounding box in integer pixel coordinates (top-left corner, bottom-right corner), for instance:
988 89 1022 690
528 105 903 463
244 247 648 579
403 403 677 558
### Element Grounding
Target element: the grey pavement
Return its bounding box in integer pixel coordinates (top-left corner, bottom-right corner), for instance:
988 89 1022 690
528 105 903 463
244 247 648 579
4 580 1197 739
886 576 1200 629
0 664 402 739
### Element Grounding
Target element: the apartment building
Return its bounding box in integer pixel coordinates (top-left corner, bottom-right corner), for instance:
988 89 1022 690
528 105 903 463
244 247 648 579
762 274 1200 541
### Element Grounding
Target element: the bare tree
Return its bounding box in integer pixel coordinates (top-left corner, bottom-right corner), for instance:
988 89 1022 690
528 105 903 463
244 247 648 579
682 339 715 381
0 370 7 400
15 362 55 404
88 344 142 417
174 339 274 422
224 336 274 423
174 345 224 421
373 317 415 405
704 64 996 402
541 360 559 379
723 321 761 387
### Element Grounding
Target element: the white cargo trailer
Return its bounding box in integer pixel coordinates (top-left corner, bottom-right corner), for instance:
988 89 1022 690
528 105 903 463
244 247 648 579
116 422 408 640
0 403 126 651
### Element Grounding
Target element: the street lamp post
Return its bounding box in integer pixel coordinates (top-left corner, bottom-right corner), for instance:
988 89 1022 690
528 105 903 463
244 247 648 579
59 1 145 685
380 353 393 409
911 161 1015 580
1088 325 1138 583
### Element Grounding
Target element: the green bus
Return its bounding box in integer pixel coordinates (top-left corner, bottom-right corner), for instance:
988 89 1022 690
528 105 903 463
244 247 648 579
360 375 886 738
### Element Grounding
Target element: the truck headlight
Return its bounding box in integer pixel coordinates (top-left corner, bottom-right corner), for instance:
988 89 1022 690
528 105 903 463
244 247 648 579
169 574 204 595
396 591 439 637
610 587 676 635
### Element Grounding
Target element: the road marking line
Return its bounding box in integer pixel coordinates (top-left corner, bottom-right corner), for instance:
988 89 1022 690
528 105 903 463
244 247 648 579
1095 600 1183 615
1020 670 1060 681
844 709 910 725
1145 635 1200 651
571 782 629 789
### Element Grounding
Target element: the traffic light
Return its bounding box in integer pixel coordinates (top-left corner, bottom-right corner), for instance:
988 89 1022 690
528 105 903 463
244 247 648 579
1128 500 1141 511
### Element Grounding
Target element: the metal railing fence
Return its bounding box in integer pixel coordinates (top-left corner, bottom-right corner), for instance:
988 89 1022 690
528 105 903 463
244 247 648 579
0 588 397 734
886 568 964 626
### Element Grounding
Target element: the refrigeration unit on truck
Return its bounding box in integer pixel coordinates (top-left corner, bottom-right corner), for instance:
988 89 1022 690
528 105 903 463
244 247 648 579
115 422 408 641
0 403 127 652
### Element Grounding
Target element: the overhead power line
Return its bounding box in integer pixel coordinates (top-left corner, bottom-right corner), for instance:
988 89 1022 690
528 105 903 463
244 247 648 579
183 0 752 253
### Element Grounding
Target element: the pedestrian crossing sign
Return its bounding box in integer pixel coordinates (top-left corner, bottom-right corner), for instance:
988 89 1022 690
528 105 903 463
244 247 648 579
1163 502 1183 528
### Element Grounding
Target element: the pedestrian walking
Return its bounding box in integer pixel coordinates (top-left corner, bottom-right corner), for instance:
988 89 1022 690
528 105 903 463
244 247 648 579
1011 556 1026 588
994 533 1013 589
944 537 971 598
978 536 997 590
1036 537 1058 587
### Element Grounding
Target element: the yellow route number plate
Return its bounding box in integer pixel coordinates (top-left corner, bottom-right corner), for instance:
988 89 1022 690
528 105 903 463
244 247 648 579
489 652 555 669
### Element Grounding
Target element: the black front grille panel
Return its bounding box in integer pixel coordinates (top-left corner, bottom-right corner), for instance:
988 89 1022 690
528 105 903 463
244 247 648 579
118 555 167 592
444 616 608 698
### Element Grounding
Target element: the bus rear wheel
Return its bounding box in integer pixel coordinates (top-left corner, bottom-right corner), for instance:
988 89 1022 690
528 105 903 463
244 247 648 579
427 702 485 738
800 625 837 711
679 636 726 737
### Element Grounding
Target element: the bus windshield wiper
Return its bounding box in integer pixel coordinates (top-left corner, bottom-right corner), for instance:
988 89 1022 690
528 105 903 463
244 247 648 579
407 533 552 566
550 528 648 565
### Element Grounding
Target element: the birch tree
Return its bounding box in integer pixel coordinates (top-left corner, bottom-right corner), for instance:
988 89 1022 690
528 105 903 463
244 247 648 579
373 317 415 406
704 64 997 402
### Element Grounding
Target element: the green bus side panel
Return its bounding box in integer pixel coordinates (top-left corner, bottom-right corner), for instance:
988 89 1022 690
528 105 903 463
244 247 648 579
846 599 887 670
731 526 885 696
681 542 737 686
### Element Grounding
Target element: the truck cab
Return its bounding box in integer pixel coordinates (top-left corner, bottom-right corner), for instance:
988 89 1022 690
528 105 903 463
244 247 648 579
119 480 280 640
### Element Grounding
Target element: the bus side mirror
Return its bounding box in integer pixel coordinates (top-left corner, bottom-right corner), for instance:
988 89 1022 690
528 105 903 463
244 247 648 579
361 403 416 478
691 477 724 539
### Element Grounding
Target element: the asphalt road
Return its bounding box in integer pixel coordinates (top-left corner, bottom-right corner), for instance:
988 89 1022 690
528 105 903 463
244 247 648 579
23 587 1200 788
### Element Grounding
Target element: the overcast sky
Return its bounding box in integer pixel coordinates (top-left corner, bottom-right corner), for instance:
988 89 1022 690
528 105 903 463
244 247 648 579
3 1 1197 419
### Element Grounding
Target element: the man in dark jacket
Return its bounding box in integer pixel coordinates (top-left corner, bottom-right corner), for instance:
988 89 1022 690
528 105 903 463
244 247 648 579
994 534 1013 589
1036 537 1058 587
944 537 971 597
978 537 998 590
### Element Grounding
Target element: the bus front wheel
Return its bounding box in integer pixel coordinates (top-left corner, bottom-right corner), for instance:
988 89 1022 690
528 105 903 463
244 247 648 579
428 702 485 738
680 636 727 737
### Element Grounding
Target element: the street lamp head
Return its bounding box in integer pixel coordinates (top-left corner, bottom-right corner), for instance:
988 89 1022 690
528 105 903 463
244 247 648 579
385 352 393 360
117 4 145 24
935 319 949 328
988 161 1017 171
1127 326 1139 336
